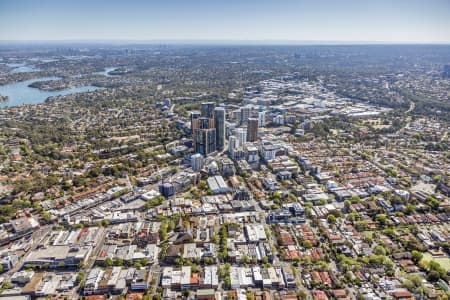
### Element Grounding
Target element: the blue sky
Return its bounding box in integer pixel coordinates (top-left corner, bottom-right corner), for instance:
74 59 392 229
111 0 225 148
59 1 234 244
0 0 449 43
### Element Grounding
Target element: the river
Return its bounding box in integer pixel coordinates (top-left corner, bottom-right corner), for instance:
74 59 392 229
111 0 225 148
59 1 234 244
94 67 120 77
0 77 100 108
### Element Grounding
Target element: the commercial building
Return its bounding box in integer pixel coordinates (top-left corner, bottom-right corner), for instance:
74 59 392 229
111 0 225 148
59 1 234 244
201 266 219 289
191 153 204 172
258 111 266 127
158 170 199 197
207 175 229 194
273 114 284 125
24 245 92 268
244 224 267 242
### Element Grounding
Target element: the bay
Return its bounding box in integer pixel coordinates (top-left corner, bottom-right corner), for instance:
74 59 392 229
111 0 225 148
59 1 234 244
0 77 100 108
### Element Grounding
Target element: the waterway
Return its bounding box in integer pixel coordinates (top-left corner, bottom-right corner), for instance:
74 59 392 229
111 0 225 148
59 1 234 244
3 63 39 73
0 77 100 108
94 67 120 77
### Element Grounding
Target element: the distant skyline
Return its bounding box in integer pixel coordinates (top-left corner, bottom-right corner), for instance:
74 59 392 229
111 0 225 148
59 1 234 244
1 0 449 44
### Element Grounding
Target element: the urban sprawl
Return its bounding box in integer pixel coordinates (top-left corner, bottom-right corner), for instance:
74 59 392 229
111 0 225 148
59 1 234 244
0 45 449 300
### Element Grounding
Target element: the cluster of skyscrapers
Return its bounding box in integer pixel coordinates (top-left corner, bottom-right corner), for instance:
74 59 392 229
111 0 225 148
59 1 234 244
191 102 225 156
191 102 264 159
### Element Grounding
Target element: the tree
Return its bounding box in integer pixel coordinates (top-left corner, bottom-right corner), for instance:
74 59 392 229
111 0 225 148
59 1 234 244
344 200 352 212
246 291 255 300
383 228 396 238
159 219 168 241
350 195 361 203
199 180 207 189
354 220 368 231
210 234 219 244
327 214 336 225
104 257 113 267
183 289 191 297
41 211 52 222
302 240 313 249
373 245 387 256
174 258 184 267
241 255 250 264
411 250 423 262
375 214 388 226
224 276 231 289
113 258 124 266
153 294 162 300
204 257 215 265
76 271 85 284
405 204 415 215
427 196 440 209
427 270 441 282
2 281 12 289
297 290 308 300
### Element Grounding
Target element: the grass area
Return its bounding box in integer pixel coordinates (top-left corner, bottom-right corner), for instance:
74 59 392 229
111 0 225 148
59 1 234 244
422 253 450 271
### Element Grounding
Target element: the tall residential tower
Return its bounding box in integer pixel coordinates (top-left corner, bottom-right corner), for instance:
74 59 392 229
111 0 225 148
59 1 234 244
214 107 226 151
201 102 215 118
192 117 216 156
247 118 259 142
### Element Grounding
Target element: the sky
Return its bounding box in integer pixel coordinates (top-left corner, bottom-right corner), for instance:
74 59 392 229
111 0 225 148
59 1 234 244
0 0 449 43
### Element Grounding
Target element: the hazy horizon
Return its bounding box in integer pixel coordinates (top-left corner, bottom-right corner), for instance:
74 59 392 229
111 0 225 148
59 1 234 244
1 39 450 46
1 0 449 44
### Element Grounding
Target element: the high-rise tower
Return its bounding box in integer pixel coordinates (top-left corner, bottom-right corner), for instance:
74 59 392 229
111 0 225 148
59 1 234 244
247 118 259 142
190 111 201 132
235 128 247 146
201 102 215 118
192 117 216 156
240 106 251 125
214 107 226 151
258 111 266 128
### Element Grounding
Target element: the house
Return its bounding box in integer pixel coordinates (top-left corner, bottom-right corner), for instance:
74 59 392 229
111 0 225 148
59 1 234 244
334 189 352 202
197 289 216 300
333 289 347 299
313 290 329 300
392 289 413 299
